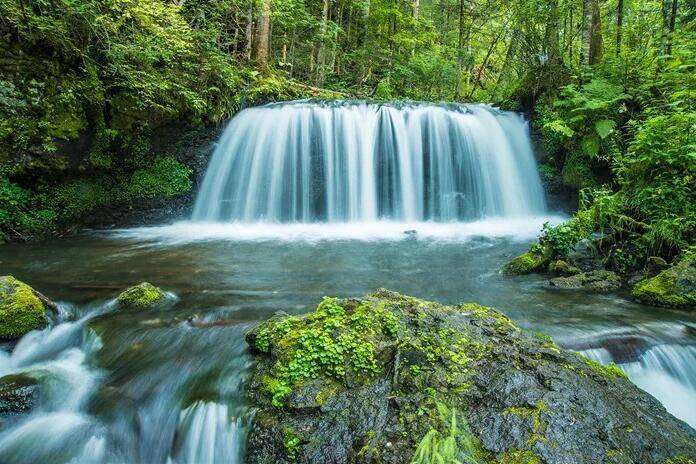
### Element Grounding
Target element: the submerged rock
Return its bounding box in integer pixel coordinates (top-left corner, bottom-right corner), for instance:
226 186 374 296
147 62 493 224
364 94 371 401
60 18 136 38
0 276 49 340
0 374 40 423
116 282 167 310
549 270 622 292
632 259 696 309
244 290 696 464
503 244 553 276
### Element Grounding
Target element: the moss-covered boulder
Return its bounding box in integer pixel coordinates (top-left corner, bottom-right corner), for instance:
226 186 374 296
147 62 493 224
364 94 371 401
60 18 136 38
547 259 581 276
549 270 622 292
632 259 696 309
116 282 167 310
502 244 553 276
0 276 49 340
245 290 696 464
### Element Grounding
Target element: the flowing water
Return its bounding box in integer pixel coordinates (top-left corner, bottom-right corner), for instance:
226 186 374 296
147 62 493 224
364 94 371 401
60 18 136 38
0 101 694 463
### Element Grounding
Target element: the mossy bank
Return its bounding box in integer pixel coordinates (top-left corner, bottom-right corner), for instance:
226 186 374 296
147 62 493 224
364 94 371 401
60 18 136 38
244 290 696 464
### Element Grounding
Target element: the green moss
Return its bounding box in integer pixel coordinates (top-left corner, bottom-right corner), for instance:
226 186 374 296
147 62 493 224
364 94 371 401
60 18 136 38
254 297 395 407
548 260 581 276
122 157 193 201
282 427 302 461
116 282 167 310
632 259 696 309
663 457 695 464
498 450 543 464
503 244 553 276
582 357 628 380
0 276 48 339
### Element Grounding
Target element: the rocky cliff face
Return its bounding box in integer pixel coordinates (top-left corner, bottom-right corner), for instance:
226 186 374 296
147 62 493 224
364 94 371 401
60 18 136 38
244 290 696 464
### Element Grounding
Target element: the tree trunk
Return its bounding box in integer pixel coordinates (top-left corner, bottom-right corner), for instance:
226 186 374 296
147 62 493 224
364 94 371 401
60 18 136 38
589 0 603 64
581 0 602 65
244 2 254 60
667 0 678 55
659 0 672 59
316 0 330 85
545 0 561 64
616 0 624 55
256 0 272 70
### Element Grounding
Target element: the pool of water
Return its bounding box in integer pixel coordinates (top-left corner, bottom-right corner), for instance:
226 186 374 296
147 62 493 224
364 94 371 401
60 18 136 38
0 219 694 463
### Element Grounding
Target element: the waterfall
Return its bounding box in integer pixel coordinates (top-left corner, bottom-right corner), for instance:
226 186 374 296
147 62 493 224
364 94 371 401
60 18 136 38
580 344 696 427
193 101 546 223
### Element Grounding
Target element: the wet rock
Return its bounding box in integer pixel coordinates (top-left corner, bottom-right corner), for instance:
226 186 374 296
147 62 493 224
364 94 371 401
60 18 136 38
632 259 696 310
0 275 49 340
646 256 669 277
245 290 696 464
549 270 622 292
0 374 40 423
503 244 553 275
567 237 603 271
548 259 581 276
116 282 167 310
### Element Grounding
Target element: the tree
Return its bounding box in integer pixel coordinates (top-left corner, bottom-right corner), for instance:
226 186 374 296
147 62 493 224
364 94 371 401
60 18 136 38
257 0 272 70
581 0 603 66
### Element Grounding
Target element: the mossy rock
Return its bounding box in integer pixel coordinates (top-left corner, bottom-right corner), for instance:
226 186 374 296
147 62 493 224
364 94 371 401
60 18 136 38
503 244 553 276
549 270 622 292
548 259 581 276
0 276 48 340
632 259 696 309
244 290 696 464
116 282 167 310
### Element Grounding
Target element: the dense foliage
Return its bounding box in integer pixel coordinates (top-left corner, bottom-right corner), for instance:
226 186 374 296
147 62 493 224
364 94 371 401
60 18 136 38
1 0 695 260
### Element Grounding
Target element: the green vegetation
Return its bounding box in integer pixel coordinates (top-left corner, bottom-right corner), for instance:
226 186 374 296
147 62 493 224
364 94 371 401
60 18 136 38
0 275 47 339
116 282 167 310
410 404 483 464
632 258 696 308
2 0 694 250
249 296 397 407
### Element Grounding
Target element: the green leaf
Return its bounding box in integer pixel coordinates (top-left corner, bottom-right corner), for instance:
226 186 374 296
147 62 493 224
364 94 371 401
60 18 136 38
595 119 616 139
582 135 600 157
544 119 574 137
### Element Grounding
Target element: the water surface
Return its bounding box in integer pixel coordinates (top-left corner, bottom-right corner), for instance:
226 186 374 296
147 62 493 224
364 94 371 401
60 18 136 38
0 220 694 463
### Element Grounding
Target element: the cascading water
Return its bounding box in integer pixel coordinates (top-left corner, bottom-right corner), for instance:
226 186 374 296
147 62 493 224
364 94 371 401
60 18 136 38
193 101 546 223
580 343 696 427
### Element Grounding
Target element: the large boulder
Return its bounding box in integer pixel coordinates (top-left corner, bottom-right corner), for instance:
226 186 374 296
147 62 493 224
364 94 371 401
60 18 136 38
116 282 168 310
503 244 553 276
549 270 622 292
632 259 696 309
244 290 696 464
0 276 49 340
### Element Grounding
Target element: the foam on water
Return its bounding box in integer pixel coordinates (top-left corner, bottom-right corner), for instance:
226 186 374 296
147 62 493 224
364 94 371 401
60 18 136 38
111 216 566 244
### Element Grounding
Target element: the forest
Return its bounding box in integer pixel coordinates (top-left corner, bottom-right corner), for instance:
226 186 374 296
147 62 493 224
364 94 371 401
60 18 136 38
1 1 696 463
0 0 694 253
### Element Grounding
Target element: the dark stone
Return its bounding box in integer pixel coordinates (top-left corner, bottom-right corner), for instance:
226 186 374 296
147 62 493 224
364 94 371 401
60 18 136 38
0 374 40 424
549 270 622 292
244 290 696 464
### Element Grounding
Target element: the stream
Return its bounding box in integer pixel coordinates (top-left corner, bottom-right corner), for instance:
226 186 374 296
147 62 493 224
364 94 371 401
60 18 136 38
0 220 695 463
